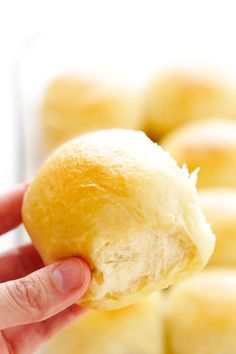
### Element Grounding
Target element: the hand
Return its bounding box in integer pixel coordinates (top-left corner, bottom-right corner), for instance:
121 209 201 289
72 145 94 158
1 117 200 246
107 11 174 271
0 183 91 354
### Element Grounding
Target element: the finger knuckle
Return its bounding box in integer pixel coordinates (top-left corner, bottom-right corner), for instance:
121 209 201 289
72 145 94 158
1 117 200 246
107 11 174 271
7 276 51 321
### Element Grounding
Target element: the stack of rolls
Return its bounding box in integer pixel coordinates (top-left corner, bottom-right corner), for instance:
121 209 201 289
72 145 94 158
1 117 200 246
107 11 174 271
31 69 236 353
150 73 236 354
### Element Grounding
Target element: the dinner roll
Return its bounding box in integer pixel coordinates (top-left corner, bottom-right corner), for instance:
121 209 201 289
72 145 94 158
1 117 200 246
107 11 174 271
42 76 141 151
161 119 236 188
46 293 164 354
165 269 236 354
199 189 236 267
143 71 236 140
22 129 215 310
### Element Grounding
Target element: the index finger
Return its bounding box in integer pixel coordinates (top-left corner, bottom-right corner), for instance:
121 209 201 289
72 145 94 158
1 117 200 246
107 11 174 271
0 243 44 282
0 183 28 235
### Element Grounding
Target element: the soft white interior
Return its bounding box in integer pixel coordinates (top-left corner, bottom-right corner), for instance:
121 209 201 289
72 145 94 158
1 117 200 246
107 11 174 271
89 227 196 302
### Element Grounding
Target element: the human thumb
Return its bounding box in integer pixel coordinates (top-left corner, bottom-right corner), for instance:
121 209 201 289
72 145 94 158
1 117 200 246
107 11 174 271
0 257 91 330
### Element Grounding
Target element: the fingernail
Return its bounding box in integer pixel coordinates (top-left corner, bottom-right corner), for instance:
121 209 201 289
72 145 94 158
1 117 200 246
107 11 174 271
52 258 85 293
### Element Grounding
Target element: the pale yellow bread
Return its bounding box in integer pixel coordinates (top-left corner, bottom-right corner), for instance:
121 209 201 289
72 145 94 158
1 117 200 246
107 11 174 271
143 71 236 139
199 189 236 267
165 269 236 354
22 129 215 310
162 119 236 188
46 293 164 354
42 76 142 151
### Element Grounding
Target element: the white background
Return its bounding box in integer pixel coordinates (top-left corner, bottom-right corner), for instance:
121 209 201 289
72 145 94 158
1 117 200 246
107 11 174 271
1 0 236 249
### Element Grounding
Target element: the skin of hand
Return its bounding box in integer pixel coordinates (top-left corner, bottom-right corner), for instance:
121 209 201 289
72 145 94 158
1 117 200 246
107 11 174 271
0 183 91 354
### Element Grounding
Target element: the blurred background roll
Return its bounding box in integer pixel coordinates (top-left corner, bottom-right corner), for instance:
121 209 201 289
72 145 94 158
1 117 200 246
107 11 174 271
143 71 236 140
199 189 236 267
46 293 164 354
165 269 236 354
41 76 142 152
161 119 236 188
